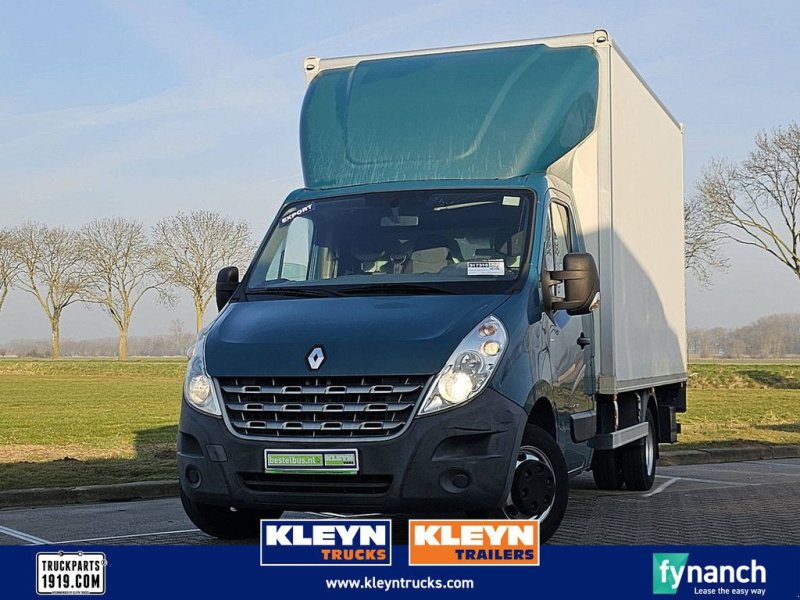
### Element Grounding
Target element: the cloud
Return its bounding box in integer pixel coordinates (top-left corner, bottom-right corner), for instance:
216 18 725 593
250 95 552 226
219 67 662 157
98 0 249 79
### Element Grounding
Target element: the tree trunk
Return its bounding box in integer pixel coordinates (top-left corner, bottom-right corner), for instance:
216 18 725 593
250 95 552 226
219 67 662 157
195 296 205 333
50 318 60 360
118 326 128 361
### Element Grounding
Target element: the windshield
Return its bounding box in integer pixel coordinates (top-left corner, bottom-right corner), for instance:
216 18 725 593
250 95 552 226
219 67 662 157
247 190 533 295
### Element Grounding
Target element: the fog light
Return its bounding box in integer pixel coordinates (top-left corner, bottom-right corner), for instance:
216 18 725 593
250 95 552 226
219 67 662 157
186 466 202 488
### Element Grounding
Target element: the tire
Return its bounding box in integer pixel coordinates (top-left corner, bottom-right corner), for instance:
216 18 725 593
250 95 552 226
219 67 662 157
180 490 283 540
491 424 569 544
591 449 625 490
620 407 657 491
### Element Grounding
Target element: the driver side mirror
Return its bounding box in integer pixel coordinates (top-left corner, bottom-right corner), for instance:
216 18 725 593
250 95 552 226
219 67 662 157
216 266 240 311
542 252 600 316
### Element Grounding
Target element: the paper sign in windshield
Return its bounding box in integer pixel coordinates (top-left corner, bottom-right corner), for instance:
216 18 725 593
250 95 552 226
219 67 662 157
467 260 505 276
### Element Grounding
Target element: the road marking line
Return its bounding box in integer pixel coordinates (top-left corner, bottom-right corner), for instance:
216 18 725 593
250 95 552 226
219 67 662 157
699 466 800 476
757 461 800 468
56 528 200 544
644 477 678 497
0 524 51 545
655 474 746 486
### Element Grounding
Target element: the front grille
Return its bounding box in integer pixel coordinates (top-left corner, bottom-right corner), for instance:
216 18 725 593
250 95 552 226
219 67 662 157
218 375 430 439
239 473 392 495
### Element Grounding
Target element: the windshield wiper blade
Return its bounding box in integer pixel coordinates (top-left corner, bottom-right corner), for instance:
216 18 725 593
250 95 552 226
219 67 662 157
337 283 452 296
247 287 338 298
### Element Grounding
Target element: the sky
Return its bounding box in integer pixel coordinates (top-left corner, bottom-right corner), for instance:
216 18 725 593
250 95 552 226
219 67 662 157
1 0 799 343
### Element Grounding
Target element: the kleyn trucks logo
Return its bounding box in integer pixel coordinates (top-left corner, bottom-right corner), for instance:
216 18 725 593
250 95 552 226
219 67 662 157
653 554 767 596
408 520 539 566
260 519 391 566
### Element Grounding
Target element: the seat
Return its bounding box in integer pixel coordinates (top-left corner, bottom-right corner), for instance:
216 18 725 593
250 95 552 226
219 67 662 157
351 237 388 274
500 231 526 268
406 235 455 274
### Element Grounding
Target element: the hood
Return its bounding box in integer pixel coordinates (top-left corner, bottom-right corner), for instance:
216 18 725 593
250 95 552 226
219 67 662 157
300 43 598 189
205 294 509 378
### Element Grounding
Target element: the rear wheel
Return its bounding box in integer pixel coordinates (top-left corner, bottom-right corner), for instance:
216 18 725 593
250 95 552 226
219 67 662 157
620 408 657 491
591 449 625 490
181 490 283 540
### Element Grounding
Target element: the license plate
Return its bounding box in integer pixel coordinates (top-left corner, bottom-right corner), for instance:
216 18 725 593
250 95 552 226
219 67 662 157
264 449 359 474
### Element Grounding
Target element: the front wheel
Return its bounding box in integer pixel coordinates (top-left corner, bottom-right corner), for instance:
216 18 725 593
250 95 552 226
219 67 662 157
620 407 657 491
496 424 569 543
181 490 283 539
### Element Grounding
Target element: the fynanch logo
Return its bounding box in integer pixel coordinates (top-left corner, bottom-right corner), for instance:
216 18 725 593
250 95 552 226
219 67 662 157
652 553 767 595
653 553 690 594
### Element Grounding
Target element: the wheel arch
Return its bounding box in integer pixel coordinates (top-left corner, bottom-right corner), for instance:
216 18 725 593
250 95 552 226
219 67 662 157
527 396 557 440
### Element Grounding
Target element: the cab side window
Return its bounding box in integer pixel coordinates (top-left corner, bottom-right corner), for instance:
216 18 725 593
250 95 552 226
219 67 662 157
542 210 555 273
542 201 576 303
552 203 573 270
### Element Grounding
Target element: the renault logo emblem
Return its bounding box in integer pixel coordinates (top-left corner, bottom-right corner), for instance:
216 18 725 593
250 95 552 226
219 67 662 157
307 346 326 370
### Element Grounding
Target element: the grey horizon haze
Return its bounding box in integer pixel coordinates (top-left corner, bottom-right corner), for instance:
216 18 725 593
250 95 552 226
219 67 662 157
1 1 799 344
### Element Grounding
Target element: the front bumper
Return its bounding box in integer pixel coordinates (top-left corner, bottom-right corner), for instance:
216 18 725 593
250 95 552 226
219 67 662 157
178 388 526 513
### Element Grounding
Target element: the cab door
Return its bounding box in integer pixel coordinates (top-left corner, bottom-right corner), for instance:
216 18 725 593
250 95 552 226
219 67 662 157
542 195 594 472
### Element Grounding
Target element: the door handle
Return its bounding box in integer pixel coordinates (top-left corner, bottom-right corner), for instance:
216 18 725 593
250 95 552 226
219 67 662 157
577 333 591 349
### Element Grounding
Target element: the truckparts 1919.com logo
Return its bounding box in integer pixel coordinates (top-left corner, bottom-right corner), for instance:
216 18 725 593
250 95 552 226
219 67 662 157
653 553 767 595
260 519 391 566
36 551 107 595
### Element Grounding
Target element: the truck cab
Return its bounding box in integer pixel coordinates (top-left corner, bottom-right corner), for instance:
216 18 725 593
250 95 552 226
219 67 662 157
178 30 687 543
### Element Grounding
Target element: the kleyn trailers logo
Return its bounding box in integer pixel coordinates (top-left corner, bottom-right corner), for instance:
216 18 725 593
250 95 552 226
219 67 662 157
653 553 767 595
260 519 391 566
408 520 539 566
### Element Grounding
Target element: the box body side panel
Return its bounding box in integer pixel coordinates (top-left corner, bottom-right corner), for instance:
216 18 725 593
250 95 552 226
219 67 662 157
608 45 686 388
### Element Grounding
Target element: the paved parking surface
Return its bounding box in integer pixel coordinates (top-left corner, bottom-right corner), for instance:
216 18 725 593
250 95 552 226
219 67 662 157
1 459 798 546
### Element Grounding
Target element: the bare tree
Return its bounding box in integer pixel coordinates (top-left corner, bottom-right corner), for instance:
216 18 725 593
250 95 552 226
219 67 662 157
11 222 85 359
0 229 20 313
168 318 191 355
696 122 800 280
80 218 165 360
153 211 252 332
684 194 728 286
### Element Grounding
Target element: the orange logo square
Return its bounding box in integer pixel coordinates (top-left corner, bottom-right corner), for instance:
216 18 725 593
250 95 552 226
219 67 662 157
408 519 540 566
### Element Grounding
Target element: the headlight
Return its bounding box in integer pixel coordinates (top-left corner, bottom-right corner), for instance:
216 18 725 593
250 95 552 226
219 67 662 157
417 315 508 416
183 328 221 416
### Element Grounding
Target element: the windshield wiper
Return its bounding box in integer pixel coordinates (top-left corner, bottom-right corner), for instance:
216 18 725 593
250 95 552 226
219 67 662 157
337 283 452 296
247 287 338 298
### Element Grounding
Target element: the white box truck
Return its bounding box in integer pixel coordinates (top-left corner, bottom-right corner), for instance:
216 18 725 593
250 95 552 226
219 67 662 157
178 29 687 543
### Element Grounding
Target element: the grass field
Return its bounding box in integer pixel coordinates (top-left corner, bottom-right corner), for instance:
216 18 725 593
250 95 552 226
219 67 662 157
0 359 184 491
682 363 800 447
0 359 798 491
